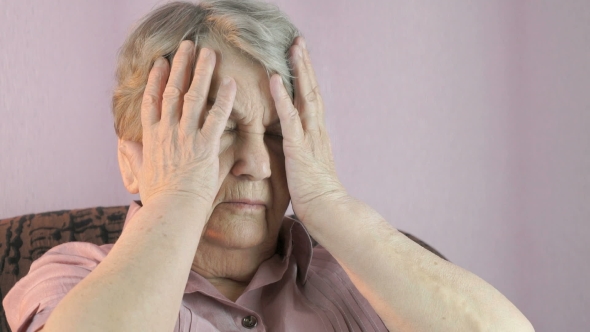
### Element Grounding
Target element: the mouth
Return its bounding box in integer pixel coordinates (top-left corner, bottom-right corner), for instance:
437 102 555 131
220 198 267 210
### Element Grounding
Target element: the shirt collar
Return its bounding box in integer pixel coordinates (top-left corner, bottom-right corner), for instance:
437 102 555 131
123 200 314 286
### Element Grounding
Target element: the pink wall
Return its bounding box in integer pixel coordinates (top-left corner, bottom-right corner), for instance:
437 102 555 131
0 1 125 215
1 1 588 330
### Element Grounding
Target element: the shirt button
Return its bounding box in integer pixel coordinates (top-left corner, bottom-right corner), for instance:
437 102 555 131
241 315 258 329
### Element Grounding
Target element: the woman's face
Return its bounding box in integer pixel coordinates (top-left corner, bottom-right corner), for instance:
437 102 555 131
200 46 290 251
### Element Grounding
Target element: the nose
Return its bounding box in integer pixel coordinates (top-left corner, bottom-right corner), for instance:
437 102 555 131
231 133 272 181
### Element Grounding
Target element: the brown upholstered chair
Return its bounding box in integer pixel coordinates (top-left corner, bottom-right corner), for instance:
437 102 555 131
0 205 447 332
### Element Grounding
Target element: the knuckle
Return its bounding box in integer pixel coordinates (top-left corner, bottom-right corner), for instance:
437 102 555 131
162 86 183 100
193 66 211 79
184 91 206 105
141 93 159 107
305 86 320 103
175 55 190 67
287 107 300 120
213 96 231 110
147 69 163 83
171 51 191 67
280 90 293 103
303 55 313 68
149 61 166 75
208 104 226 119
304 90 318 103
197 129 216 146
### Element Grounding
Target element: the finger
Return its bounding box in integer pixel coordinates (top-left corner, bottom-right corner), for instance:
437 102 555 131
298 41 326 125
290 44 320 132
199 77 236 149
180 47 216 132
295 37 319 89
270 74 304 145
141 57 169 128
297 36 326 125
161 40 196 126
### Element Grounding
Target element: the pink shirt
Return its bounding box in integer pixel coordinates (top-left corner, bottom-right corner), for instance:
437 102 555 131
4 200 387 331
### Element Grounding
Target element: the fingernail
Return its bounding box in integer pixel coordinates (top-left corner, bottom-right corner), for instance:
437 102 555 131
180 40 192 51
200 48 210 59
160 57 168 67
222 76 232 86
274 74 283 85
299 37 307 49
296 46 303 60
289 47 300 63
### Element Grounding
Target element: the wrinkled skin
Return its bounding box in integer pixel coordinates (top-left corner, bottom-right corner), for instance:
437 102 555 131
117 37 344 300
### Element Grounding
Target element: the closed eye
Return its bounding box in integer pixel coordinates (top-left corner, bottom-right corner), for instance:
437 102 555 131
223 128 282 139
223 123 282 138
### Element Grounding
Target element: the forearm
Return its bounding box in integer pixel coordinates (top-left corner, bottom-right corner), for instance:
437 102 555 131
305 196 534 332
43 195 207 332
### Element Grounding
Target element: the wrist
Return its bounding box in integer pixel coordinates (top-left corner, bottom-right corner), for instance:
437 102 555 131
140 193 212 226
299 190 354 230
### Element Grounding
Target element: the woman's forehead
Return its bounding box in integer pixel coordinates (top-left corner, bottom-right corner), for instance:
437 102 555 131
207 49 277 125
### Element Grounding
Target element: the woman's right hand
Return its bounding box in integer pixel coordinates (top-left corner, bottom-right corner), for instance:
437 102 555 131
119 40 236 206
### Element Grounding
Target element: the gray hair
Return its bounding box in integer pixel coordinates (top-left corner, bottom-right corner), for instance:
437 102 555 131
112 0 300 141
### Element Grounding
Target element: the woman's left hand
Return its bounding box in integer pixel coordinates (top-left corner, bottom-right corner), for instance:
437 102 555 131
271 38 535 332
270 37 347 224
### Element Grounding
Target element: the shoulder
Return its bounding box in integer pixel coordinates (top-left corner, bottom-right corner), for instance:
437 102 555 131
3 242 114 332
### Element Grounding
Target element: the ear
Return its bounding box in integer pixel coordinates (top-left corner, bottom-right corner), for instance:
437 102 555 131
117 138 141 194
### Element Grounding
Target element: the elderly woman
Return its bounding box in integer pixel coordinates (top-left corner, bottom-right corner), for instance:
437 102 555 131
4 0 534 331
